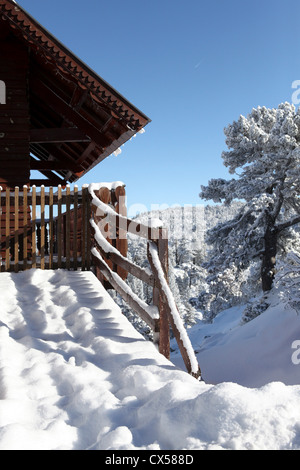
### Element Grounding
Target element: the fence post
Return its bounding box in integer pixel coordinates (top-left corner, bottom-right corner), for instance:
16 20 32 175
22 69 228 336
150 228 170 360
114 185 128 280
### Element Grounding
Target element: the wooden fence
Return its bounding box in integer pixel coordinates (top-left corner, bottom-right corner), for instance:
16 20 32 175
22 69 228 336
89 183 201 379
0 185 91 272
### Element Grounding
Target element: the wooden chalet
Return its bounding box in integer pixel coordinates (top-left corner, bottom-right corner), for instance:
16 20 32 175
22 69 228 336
0 0 151 188
0 0 201 378
0 0 150 267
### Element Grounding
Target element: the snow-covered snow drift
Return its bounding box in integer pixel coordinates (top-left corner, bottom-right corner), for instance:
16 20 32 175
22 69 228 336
0 269 300 450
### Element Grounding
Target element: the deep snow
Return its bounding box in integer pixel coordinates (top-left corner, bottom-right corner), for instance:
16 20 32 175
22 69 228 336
0 269 300 450
171 296 300 388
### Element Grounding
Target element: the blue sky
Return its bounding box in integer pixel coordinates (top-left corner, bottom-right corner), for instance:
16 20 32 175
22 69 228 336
16 0 300 212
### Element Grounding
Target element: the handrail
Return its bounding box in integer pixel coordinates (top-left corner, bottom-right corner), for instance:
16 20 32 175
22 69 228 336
88 184 201 379
91 246 159 332
147 241 201 378
90 218 155 286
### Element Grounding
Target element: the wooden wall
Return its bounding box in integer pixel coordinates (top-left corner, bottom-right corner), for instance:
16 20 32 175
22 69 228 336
0 34 30 189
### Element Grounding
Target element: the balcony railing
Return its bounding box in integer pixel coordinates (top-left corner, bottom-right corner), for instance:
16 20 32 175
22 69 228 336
0 185 91 272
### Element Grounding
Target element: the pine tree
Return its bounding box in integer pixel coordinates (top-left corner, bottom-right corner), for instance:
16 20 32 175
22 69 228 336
200 103 300 296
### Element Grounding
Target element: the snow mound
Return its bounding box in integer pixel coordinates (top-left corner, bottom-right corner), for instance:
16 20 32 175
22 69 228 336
0 270 299 450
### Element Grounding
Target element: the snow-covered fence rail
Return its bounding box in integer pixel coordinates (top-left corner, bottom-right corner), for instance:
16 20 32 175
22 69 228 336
0 185 91 272
89 183 201 379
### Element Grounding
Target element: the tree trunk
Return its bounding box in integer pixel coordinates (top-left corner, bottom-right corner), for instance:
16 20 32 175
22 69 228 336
261 224 278 292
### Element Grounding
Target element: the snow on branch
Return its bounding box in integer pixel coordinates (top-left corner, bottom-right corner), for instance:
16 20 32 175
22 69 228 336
276 215 300 233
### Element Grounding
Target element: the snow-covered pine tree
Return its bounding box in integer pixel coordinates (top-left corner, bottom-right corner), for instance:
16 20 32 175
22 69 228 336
200 102 300 301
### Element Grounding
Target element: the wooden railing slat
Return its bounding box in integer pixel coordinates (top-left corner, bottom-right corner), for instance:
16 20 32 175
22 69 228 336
57 185 62 269
73 186 78 271
5 187 10 271
23 186 28 270
40 186 45 270
49 187 54 269
14 187 19 273
86 190 91 271
32 186 37 269
81 186 87 271
66 185 71 270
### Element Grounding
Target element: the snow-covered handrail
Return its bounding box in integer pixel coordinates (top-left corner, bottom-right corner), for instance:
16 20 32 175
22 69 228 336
88 183 201 379
148 242 201 378
90 218 155 287
91 247 159 332
89 183 167 241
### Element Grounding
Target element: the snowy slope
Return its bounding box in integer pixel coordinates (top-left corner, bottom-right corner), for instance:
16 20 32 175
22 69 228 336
0 269 300 450
171 293 300 388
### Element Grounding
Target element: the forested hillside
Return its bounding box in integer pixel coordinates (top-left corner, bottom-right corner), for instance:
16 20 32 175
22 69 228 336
110 195 300 339
110 202 244 336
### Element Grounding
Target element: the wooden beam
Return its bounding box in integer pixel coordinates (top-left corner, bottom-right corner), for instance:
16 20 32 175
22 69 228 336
37 169 67 185
30 157 78 171
30 128 91 144
31 142 83 173
74 142 97 167
30 160 69 170
31 78 111 150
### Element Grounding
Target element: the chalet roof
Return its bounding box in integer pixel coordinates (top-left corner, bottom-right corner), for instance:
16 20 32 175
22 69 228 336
0 0 151 185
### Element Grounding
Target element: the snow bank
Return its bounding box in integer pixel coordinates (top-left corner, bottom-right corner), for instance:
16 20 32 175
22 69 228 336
171 292 300 388
0 270 300 450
